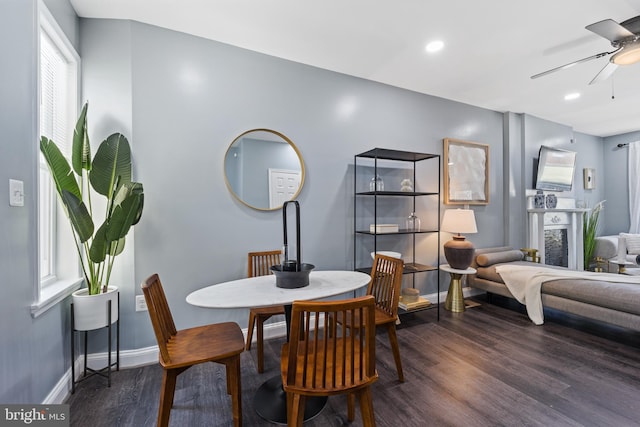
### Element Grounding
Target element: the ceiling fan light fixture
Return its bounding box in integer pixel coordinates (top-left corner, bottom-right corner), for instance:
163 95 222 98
612 40 640 65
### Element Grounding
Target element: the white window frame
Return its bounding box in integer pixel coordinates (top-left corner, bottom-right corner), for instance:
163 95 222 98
32 2 83 317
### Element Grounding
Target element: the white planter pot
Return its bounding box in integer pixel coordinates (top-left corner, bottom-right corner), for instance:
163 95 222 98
72 286 119 331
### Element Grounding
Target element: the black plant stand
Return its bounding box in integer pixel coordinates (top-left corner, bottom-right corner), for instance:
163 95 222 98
71 294 120 393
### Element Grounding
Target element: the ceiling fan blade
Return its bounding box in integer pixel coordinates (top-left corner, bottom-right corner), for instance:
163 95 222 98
586 19 635 42
530 51 611 79
588 61 618 85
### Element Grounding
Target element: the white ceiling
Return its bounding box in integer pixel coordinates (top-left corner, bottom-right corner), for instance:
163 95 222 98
70 0 640 137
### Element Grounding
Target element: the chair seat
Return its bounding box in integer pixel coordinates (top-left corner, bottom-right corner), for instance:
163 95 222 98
250 305 285 316
336 307 396 328
281 340 378 397
163 322 245 369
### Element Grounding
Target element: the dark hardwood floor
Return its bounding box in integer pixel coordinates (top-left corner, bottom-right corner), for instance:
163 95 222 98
67 295 640 426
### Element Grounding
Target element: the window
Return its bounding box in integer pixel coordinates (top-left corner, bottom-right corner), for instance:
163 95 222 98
33 4 81 316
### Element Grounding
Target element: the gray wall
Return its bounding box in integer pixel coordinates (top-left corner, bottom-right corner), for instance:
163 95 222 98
504 114 605 249
602 130 640 235
0 0 79 405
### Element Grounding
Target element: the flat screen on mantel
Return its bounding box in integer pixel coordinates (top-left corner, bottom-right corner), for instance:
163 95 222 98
535 146 576 192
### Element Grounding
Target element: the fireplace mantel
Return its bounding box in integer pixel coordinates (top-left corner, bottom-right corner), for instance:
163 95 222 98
527 207 590 270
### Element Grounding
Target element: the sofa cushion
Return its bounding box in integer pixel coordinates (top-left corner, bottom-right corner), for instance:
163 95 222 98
542 278 640 317
620 233 640 255
476 250 524 267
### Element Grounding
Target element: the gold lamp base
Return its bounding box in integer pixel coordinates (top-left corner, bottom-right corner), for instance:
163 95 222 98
444 273 466 313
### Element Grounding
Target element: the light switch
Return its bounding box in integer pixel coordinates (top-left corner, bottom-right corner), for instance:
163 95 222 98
9 179 24 207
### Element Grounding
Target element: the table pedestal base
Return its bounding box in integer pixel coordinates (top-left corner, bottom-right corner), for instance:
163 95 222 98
254 375 327 424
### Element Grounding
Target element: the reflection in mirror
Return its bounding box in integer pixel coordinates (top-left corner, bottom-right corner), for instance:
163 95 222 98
224 129 305 211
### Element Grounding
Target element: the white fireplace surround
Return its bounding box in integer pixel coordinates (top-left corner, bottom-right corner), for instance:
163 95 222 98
526 194 590 270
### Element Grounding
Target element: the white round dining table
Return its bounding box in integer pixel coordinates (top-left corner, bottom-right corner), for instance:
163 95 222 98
186 270 371 309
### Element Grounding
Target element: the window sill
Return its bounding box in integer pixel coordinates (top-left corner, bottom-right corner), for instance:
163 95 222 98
31 278 83 318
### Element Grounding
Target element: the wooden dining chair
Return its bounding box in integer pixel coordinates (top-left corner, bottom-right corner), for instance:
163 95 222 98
337 254 405 382
368 254 405 382
141 274 245 427
281 295 378 427
246 250 285 373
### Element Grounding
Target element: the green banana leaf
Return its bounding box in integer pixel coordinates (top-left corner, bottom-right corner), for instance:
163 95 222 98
90 133 132 197
90 219 130 263
71 102 91 176
60 190 94 243
39 136 82 201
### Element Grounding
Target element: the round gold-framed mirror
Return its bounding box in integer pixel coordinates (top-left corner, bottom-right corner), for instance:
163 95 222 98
224 129 305 211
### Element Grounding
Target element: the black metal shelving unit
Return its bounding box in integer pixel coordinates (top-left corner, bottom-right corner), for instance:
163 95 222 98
354 148 441 316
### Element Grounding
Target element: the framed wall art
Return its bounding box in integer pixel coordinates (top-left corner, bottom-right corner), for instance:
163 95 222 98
583 168 595 190
443 138 489 205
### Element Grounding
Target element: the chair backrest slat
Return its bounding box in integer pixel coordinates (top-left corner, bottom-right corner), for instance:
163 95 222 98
141 274 177 364
367 254 404 317
248 250 282 278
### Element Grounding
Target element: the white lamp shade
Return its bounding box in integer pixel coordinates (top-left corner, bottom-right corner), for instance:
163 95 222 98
441 209 477 234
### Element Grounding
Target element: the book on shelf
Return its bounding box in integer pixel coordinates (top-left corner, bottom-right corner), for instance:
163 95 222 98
398 296 431 311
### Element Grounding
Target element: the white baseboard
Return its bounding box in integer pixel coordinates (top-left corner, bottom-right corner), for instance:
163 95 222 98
44 345 160 404
46 287 483 404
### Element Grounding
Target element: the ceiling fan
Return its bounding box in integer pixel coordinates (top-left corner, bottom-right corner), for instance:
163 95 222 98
531 15 640 84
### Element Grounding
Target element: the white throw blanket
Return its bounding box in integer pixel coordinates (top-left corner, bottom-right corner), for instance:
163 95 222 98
495 265 640 325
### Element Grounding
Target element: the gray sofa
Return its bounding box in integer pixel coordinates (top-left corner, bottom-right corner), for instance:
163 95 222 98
467 246 640 332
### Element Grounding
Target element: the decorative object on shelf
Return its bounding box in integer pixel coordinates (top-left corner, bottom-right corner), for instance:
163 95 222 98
369 223 399 233
441 209 478 270
400 178 413 192
406 212 421 231
271 200 314 288
39 102 144 298
583 168 596 190
520 247 540 263
545 193 558 209
401 287 420 303
371 251 401 259
224 128 305 211
443 138 489 205
534 190 545 209
370 174 384 192
398 296 431 311
583 200 605 270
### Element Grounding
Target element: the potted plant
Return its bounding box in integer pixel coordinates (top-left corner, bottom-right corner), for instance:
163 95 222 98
40 102 144 330
583 200 605 271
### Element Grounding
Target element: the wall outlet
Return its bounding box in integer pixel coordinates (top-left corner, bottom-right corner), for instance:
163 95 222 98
135 295 148 312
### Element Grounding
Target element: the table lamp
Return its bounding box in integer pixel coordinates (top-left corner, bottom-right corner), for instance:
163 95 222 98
441 208 478 270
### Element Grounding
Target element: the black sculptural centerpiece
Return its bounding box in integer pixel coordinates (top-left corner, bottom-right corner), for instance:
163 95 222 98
271 200 314 288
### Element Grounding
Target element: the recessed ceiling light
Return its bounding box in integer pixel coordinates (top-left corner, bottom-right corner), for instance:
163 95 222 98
564 92 580 101
425 40 444 53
